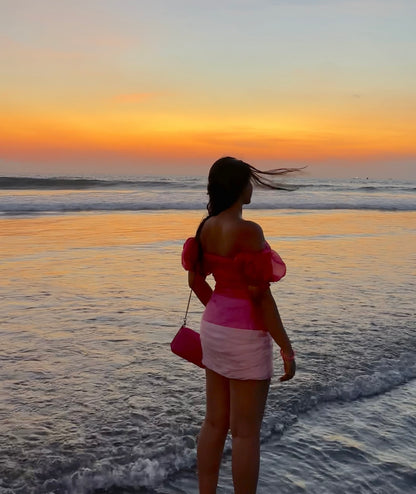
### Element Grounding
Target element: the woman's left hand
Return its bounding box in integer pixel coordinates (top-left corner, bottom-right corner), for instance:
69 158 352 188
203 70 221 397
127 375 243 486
280 359 296 382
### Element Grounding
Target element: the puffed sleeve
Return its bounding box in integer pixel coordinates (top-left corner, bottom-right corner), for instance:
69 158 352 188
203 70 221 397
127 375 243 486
235 243 286 285
181 237 198 271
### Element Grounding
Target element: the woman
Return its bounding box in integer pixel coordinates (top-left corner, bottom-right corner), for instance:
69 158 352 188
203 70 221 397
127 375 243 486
182 157 297 494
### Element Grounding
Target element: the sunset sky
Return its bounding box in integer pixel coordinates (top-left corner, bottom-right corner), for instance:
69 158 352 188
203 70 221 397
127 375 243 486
1 0 415 178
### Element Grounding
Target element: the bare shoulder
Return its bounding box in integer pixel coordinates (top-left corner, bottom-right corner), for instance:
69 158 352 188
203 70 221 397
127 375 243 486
199 215 215 241
239 220 266 251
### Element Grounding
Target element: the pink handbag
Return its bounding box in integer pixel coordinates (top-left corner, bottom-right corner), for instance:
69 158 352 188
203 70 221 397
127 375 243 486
170 290 205 368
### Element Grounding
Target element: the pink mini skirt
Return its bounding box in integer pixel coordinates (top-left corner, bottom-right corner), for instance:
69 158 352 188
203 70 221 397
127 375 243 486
200 293 274 380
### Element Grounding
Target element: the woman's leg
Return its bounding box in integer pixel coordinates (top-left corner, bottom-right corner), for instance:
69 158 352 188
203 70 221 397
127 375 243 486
229 378 270 494
197 368 230 494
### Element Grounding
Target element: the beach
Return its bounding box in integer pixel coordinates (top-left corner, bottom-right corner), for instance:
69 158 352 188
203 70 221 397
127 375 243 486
1 178 415 493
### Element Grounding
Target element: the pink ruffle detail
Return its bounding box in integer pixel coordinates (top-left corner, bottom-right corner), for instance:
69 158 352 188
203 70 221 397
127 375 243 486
182 237 285 284
235 243 286 284
181 237 198 271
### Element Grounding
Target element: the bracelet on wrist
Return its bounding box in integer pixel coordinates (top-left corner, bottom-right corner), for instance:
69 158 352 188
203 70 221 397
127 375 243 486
280 348 296 361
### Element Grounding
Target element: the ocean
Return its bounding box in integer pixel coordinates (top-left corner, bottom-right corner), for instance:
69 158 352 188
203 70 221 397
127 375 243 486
0 176 415 215
0 175 415 493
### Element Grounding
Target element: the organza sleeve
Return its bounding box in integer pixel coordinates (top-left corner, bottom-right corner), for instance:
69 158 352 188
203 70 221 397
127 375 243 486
235 243 286 285
181 237 198 271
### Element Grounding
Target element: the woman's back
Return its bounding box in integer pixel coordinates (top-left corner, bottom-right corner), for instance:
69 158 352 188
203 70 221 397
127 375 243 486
200 211 265 258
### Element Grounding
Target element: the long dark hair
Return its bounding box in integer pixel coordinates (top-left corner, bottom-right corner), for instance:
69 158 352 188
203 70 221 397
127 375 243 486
194 156 301 270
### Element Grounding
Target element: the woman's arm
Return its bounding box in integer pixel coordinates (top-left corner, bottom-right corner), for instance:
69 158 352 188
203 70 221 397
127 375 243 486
254 287 293 352
242 222 295 379
188 271 213 307
250 285 296 381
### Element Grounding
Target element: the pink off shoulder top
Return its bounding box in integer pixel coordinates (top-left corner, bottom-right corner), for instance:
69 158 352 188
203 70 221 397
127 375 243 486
182 236 286 298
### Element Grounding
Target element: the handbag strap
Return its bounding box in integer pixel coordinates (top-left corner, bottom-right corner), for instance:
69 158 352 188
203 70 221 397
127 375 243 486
183 288 192 326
